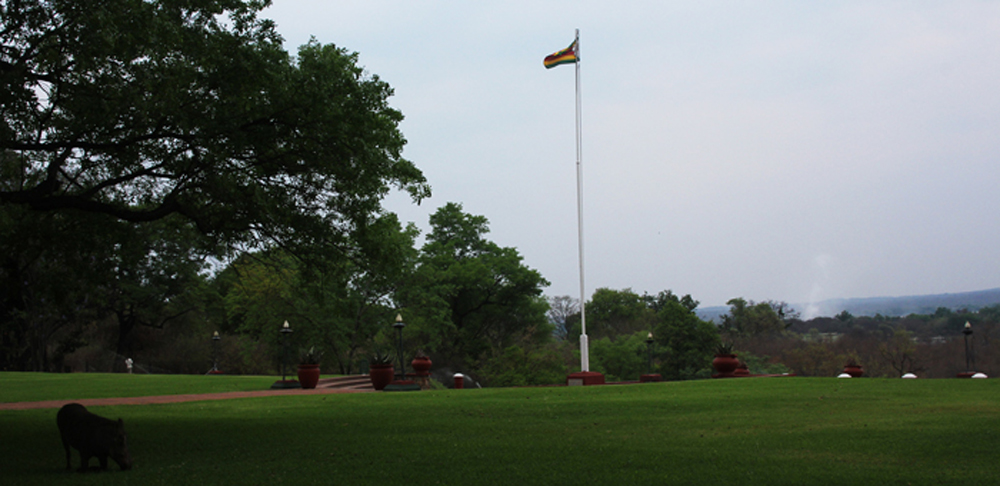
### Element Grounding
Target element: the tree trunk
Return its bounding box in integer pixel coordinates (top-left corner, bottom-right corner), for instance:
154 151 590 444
116 309 137 367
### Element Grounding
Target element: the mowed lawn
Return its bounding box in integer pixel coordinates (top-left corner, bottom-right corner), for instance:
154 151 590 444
1 374 997 485
0 372 284 403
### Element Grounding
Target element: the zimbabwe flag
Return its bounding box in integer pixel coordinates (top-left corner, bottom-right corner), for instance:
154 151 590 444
544 39 578 69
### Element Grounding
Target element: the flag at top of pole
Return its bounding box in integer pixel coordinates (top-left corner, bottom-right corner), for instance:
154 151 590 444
543 36 579 69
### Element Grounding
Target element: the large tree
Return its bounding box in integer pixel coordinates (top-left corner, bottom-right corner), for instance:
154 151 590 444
546 295 578 341
0 204 104 370
560 288 714 381
219 213 419 374
0 0 428 254
589 331 650 382
0 203 210 370
1 1 429 369
102 215 212 360
877 328 923 377
583 288 655 341
653 292 719 380
396 203 551 380
719 298 796 338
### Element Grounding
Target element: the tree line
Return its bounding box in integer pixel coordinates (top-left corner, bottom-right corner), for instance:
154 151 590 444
1 194 559 386
550 290 999 381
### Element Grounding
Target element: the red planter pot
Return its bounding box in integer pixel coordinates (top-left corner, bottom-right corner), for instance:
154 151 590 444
411 356 432 376
712 354 739 378
734 362 751 377
369 364 395 391
843 365 864 378
297 364 321 389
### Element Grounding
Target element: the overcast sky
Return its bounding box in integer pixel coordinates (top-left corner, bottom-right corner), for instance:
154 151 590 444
262 1 1000 314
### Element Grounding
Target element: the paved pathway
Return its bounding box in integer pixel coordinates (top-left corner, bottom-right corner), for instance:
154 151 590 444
1 383 373 411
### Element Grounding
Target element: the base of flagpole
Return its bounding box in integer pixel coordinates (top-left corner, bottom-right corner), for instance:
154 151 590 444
566 371 605 386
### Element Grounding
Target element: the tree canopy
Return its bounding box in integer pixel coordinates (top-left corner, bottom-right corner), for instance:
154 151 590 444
719 298 795 337
0 0 429 370
216 213 418 374
652 292 718 380
555 288 718 381
395 203 551 382
1 0 429 254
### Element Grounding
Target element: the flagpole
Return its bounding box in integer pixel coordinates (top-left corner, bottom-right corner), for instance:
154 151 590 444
574 28 589 372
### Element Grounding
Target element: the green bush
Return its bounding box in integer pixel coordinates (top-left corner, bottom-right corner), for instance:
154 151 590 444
589 332 649 381
478 344 568 386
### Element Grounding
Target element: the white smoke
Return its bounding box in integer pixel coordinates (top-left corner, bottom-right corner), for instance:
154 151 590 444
803 253 832 320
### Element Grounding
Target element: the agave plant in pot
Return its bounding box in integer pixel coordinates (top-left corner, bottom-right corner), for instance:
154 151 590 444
712 342 739 378
297 346 324 389
369 350 395 391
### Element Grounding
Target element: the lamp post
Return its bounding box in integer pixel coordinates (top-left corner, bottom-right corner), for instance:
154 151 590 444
209 331 221 374
393 314 406 381
640 332 661 383
270 321 300 389
280 320 293 382
963 321 974 374
646 332 654 375
384 313 420 392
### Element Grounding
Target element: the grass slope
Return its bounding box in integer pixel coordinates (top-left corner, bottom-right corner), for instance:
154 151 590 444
1 375 998 485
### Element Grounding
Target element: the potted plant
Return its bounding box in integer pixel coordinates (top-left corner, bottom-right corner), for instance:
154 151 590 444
712 342 739 378
369 350 395 391
411 350 432 376
734 360 751 377
843 361 864 378
297 346 323 389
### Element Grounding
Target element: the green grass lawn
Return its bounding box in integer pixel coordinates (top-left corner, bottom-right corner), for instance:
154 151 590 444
0 372 285 403
1 374 998 485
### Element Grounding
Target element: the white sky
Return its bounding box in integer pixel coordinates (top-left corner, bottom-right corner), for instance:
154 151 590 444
262 1 1000 311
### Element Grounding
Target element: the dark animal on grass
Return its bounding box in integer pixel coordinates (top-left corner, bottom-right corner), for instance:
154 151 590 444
56 403 133 472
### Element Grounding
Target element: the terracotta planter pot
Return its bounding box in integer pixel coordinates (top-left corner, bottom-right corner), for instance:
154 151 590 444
843 365 864 378
411 356 432 375
297 364 321 389
712 354 739 378
369 364 395 391
734 362 751 377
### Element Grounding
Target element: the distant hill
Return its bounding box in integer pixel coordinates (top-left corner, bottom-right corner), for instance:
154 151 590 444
696 288 1000 322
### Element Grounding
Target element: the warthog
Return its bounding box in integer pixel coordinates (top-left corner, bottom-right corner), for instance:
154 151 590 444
56 403 133 472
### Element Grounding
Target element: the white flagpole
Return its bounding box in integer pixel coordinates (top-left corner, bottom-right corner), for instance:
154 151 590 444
574 28 589 372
